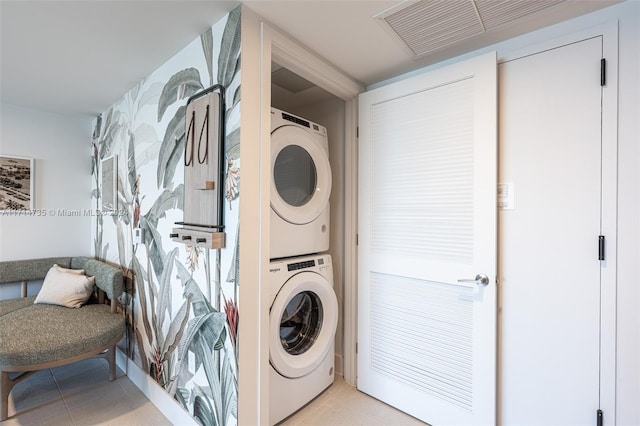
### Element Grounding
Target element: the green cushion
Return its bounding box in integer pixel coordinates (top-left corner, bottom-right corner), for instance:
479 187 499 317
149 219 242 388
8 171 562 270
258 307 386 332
0 257 124 302
0 296 35 317
0 303 124 367
0 257 72 283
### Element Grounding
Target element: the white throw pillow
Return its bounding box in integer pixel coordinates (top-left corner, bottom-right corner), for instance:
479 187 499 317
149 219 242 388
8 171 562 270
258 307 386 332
34 265 95 308
52 264 85 275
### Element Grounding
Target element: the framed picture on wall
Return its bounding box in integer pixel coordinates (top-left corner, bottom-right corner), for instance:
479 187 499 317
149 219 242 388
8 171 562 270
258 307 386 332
0 155 35 211
101 155 117 212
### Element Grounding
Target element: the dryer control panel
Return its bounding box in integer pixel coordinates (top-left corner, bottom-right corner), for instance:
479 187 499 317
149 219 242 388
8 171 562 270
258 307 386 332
278 110 327 137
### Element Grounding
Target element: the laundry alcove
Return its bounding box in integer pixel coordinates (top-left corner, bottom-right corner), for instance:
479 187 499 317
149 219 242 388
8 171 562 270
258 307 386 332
236 10 363 423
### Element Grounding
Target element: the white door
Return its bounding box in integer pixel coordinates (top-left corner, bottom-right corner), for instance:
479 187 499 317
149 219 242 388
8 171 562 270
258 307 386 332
499 36 604 424
358 52 497 425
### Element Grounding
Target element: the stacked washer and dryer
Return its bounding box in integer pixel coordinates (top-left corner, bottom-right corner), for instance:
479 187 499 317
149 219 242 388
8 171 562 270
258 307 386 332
269 108 339 425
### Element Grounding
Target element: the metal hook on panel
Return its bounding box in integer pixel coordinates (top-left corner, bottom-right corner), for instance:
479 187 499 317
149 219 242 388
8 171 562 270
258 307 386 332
197 104 210 165
184 110 196 167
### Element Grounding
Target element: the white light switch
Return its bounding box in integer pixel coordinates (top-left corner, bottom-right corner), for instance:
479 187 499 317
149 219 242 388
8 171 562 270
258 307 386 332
498 183 515 210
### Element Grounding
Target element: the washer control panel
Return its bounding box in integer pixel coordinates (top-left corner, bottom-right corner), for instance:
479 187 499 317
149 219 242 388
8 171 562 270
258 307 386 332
287 259 316 271
285 256 331 274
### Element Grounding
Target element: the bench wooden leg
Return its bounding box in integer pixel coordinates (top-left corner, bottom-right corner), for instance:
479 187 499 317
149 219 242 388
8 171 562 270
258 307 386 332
1 370 36 421
1 371 11 421
107 345 116 381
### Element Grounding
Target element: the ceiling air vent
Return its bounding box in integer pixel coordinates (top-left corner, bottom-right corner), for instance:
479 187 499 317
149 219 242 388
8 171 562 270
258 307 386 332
376 0 567 57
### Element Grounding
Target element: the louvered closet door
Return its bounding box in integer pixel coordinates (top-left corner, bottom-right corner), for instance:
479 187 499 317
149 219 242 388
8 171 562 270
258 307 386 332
358 51 497 425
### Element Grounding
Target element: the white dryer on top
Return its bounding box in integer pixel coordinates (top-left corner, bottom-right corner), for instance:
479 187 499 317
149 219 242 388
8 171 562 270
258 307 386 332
271 108 331 259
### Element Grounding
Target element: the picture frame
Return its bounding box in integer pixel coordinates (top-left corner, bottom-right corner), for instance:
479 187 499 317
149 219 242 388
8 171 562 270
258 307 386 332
0 155 35 210
101 155 118 212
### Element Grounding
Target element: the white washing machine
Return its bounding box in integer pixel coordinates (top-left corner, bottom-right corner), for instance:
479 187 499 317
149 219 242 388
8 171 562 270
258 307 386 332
271 108 331 259
269 253 338 425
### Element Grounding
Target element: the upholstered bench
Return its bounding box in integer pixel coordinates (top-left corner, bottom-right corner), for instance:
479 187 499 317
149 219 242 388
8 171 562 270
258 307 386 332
0 256 125 420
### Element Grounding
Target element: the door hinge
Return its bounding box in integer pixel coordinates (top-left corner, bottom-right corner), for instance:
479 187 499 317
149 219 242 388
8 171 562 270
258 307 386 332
356 342 358 354
597 409 603 426
598 235 605 261
601 58 607 86
356 126 359 138
356 233 359 246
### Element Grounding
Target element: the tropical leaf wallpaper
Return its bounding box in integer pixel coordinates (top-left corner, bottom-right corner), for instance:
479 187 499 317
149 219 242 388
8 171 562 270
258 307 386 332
90 7 241 425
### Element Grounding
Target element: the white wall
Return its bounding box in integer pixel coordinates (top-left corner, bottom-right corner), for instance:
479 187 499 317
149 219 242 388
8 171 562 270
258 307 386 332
237 6 270 425
373 2 639 424
0 103 93 261
615 1 640 421
288 99 347 374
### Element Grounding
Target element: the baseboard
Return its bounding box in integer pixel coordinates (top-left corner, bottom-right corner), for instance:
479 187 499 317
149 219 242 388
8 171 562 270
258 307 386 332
334 353 344 378
116 348 197 425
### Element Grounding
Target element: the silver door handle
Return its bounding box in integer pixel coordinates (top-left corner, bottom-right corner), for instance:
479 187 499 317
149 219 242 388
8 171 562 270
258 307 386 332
458 274 489 286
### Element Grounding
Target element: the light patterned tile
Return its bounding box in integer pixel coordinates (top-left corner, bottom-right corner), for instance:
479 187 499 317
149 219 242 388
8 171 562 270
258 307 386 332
93 402 173 426
2 399 73 426
6 369 64 419
7 365 426 426
63 375 155 425
53 360 170 425
52 358 112 394
3 360 168 425
281 377 427 426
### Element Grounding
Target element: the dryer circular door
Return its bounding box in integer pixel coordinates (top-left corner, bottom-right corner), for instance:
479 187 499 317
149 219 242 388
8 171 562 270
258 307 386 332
270 271 338 379
271 125 332 225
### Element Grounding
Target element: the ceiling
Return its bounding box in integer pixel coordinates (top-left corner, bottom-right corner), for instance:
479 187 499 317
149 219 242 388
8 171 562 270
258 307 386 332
1 0 620 117
0 1 240 117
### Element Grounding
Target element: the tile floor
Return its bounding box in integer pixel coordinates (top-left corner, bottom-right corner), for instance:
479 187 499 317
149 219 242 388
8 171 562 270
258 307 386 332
3 359 425 426
3 358 170 425
281 378 426 426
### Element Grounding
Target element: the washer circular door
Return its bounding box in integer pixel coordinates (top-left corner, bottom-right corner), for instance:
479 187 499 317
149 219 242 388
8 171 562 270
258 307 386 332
271 125 332 225
270 271 338 379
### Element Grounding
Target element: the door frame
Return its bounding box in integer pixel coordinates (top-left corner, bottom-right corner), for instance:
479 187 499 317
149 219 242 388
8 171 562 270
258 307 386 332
347 19 618 420
258 15 363 394
239 8 362 424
